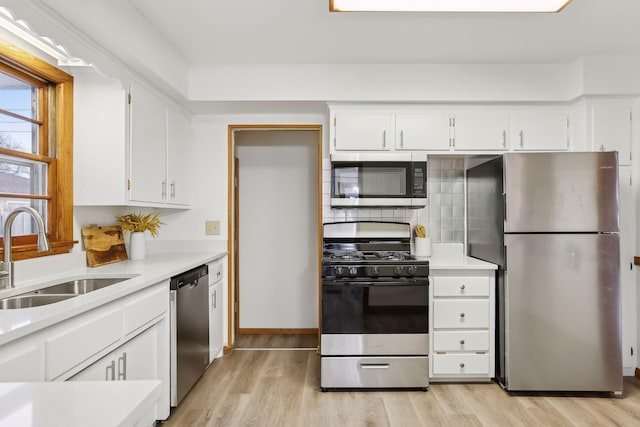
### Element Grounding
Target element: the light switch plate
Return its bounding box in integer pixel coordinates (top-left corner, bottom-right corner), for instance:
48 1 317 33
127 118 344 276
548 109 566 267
205 220 220 236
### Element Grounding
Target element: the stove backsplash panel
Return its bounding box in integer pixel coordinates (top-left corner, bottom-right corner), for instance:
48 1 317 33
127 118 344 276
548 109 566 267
322 156 465 244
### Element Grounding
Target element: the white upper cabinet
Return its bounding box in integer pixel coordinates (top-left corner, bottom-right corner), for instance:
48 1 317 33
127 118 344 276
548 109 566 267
73 68 192 208
395 112 450 151
332 112 394 151
167 106 192 206
590 102 632 166
129 83 193 207
129 83 168 204
451 111 509 151
330 105 577 154
74 69 127 206
510 111 570 151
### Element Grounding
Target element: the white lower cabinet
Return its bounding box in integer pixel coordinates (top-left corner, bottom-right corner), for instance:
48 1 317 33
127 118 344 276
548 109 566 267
430 269 495 382
0 280 171 420
208 259 225 362
71 325 157 381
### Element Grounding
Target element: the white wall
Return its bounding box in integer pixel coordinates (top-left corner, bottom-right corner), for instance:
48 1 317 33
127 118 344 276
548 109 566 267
237 131 318 329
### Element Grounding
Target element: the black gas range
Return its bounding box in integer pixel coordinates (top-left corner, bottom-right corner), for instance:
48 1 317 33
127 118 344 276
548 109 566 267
322 249 429 280
320 221 429 391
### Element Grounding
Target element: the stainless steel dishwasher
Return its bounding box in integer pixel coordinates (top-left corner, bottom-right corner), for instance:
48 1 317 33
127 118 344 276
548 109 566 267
170 264 209 406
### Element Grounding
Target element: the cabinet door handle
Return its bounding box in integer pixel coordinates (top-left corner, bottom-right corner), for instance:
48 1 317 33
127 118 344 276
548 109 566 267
106 360 115 381
162 180 167 199
502 130 507 148
460 312 465 318
519 130 524 148
400 130 404 148
382 130 387 148
118 352 127 380
213 289 217 309
600 144 605 151
170 181 176 199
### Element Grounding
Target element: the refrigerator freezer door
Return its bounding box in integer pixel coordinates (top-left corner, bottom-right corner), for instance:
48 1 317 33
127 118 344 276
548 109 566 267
504 152 619 233
504 233 622 392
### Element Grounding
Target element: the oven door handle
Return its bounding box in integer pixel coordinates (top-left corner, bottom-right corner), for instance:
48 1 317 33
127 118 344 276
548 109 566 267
323 280 428 287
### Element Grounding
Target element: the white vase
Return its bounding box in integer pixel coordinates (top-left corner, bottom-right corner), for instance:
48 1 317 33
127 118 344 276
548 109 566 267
129 232 146 260
414 237 432 258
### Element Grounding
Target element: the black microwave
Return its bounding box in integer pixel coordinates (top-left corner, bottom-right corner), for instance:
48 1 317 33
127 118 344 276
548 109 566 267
330 154 427 208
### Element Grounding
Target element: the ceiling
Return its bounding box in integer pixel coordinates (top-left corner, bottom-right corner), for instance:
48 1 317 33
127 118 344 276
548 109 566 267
128 0 640 65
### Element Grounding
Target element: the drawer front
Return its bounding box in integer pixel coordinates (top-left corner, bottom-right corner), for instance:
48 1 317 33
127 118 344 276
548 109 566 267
433 331 489 352
433 300 489 328
208 262 223 285
0 341 43 381
433 353 490 376
321 356 428 388
433 276 490 297
124 284 168 336
46 307 122 380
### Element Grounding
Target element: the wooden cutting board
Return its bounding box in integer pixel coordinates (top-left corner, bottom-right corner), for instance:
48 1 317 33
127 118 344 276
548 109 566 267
81 224 128 267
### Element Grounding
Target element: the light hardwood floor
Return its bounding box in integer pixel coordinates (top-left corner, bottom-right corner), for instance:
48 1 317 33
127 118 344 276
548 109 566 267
163 344 640 426
234 334 318 349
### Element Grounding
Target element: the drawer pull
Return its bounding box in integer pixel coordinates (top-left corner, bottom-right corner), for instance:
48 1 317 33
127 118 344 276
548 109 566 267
360 363 390 369
460 284 466 291
460 313 465 318
459 363 465 368
460 340 465 345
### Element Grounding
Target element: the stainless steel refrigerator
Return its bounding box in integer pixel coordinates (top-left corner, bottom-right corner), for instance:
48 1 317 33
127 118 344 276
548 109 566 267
467 152 622 393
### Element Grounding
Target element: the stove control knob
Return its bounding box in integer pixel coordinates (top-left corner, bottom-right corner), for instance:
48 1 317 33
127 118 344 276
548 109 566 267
371 266 380 276
406 266 416 276
394 266 404 276
349 267 358 276
335 266 344 276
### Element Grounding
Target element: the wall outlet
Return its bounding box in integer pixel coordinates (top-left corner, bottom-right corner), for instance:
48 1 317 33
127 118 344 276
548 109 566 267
205 220 220 236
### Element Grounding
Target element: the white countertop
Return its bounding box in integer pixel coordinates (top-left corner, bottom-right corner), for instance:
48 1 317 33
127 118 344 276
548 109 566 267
0 380 161 427
0 250 227 346
427 255 497 270
415 243 497 270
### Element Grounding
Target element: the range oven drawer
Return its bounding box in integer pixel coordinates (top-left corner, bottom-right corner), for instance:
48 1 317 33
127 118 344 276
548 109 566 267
321 356 428 389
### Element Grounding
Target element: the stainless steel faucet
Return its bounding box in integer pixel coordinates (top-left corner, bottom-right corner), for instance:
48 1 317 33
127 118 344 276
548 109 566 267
0 207 51 289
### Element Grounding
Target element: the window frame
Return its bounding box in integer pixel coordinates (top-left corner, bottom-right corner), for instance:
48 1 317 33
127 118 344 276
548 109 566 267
0 38 75 260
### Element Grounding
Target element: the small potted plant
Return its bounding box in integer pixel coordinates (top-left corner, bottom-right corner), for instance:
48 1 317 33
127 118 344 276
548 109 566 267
116 212 163 260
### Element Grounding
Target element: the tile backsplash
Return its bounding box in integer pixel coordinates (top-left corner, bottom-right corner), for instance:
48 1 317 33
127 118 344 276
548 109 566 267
322 156 465 244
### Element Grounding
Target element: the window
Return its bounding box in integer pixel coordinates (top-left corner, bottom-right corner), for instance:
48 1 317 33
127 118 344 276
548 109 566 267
0 38 74 260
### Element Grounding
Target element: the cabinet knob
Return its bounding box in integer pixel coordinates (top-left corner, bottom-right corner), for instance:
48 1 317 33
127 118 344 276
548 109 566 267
459 363 465 368
460 312 465 318
460 340 465 345
460 284 466 291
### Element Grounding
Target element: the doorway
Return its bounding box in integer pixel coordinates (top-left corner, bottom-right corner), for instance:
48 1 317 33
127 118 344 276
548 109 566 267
227 125 322 350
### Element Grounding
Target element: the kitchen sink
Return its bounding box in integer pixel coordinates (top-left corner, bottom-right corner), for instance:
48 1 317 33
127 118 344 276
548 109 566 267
0 294 77 309
30 277 131 295
0 275 137 309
